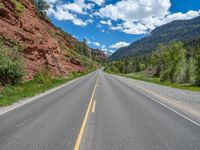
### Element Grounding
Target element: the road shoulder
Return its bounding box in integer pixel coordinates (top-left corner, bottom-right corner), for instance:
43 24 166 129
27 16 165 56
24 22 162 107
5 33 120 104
0 74 90 116
110 73 200 125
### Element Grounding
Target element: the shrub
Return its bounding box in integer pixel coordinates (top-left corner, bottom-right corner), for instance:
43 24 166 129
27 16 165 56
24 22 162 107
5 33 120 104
34 69 52 84
194 47 200 85
0 44 24 85
11 0 25 14
159 41 187 83
0 3 5 9
185 57 195 84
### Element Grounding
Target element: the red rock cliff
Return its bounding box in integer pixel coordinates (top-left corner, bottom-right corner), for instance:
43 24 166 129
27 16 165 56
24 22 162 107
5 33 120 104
0 0 92 81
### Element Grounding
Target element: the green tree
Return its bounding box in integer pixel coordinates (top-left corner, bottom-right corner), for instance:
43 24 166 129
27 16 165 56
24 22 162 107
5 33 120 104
160 41 186 83
35 0 50 17
194 47 200 85
185 57 195 84
0 42 24 85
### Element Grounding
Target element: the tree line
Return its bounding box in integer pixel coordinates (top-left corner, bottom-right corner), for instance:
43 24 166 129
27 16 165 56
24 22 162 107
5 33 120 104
105 39 200 86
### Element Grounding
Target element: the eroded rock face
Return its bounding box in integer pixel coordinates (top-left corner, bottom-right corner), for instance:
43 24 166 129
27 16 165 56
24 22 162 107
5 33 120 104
0 0 85 81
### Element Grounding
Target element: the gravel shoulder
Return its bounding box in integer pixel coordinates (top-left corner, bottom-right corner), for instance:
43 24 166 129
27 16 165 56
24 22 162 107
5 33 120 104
112 74 200 124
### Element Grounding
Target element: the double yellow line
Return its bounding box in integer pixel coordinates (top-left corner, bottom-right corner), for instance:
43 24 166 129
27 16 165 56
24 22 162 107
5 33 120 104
74 74 99 150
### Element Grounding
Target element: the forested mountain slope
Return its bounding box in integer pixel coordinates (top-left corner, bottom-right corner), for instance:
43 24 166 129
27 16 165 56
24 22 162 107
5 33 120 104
110 16 200 60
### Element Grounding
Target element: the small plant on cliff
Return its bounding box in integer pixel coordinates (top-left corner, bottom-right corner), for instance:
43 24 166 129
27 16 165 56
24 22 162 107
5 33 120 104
0 3 5 9
0 39 24 86
11 0 25 14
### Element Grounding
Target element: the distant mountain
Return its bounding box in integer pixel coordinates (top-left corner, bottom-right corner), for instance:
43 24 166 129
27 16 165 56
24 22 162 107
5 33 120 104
110 16 200 60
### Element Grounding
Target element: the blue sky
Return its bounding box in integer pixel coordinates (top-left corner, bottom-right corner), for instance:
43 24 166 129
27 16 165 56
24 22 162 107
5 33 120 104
46 0 200 53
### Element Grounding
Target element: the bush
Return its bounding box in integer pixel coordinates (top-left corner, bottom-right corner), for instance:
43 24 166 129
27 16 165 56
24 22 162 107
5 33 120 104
0 41 24 86
194 47 200 85
185 58 195 84
11 0 25 14
34 69 51 84
0 3 5 9
159 41 187 83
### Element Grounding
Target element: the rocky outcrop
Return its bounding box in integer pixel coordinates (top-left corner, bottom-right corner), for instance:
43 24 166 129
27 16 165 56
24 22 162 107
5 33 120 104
0 0 87 81
92 49 108 62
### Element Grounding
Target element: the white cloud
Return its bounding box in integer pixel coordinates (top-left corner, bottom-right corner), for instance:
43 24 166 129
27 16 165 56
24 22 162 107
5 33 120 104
110 41 130 49
97 0 171 21
44 0 59 4
93 42 101 46
86 38 101 47
100 20 112 26
97 0 200 34
89 0 104 5
47 0 94 26
52 7 89 26
46 0 200 34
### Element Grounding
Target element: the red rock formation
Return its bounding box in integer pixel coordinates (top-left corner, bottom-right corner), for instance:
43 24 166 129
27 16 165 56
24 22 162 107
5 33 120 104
0 0 88 81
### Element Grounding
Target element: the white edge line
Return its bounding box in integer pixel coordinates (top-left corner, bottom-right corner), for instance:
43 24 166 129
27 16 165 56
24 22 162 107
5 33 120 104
113 75 200 127
0 73 91 116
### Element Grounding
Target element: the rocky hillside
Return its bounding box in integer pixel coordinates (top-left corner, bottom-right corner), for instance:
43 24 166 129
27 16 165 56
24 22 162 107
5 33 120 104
0 0 104 81
92 49 107 63
110 16 200 60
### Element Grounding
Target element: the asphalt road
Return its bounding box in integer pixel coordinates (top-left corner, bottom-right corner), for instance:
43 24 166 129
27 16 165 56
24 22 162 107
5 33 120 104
0 70 200 150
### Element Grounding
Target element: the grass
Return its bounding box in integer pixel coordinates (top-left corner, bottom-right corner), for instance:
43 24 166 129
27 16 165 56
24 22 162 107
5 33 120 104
0 72 91 106
11 0 25 14
107 71 200 92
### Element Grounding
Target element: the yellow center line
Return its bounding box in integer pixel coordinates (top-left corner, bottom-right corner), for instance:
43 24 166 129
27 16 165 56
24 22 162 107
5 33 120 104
92 100 96 113
74 74 99 150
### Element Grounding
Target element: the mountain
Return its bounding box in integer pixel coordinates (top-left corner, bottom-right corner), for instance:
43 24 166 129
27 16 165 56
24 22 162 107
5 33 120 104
110 16 200 60
0 0 104 81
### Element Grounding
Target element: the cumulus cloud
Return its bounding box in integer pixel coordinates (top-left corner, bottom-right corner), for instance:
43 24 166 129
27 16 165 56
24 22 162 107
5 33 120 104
89 0 104 5
87 39 101 47
110 41 130 49
46 0 94 26
97 0 200 34
93 42 101 46
45 0 200 33
100 20 112 26
97 0 171 21
44 0 59 4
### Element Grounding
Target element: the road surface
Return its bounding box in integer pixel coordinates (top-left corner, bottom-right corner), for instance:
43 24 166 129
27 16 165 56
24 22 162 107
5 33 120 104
0 70 200 150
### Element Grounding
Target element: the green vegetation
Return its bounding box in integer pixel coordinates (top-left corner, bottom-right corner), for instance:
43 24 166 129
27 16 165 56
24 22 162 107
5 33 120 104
34 0 50 18
59 42 99 72
194 47 200 85
0 0 100 107
0 37 97 106
0 71 91 106
152 41 187 83
0 37 24 86
110 16 200 60
11 0 25 14
115 72 200 92
47 27 100 71
0 3 5 9
105 39 200 90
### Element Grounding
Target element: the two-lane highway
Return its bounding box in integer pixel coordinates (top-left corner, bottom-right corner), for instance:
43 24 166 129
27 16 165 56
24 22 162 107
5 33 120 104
0 72 98 150
0 70 200 150
81 71 200 150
